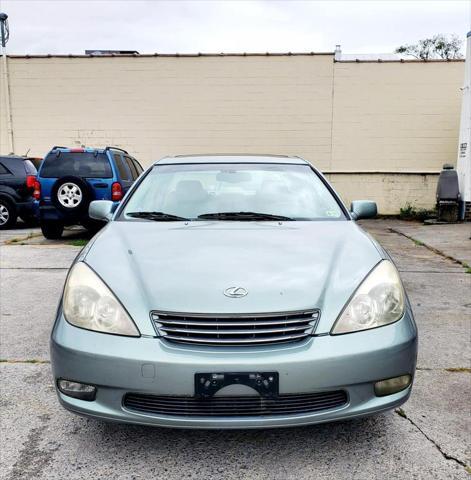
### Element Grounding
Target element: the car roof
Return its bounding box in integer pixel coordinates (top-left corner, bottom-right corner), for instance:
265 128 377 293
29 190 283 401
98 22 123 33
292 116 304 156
155 154 309 166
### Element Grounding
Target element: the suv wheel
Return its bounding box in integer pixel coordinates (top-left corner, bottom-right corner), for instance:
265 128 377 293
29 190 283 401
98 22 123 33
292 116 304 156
0 198 17 230
41 221 64 239
51 176 92 213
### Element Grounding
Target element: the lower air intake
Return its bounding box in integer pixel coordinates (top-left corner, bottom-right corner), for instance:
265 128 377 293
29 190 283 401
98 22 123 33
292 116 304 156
123 390 348 417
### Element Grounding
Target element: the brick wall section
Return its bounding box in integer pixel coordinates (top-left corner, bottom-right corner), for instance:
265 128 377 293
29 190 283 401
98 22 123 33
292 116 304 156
0 55 464 213
327 173 439 214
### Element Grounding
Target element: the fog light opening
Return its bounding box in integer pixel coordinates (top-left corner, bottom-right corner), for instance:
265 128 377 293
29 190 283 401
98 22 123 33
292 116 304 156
374 374 412 397
57 379 97 401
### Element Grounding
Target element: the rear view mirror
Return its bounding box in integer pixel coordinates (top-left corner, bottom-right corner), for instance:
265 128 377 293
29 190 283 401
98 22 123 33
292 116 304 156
216 171 252 183
350 200 377 220
89 200 114 222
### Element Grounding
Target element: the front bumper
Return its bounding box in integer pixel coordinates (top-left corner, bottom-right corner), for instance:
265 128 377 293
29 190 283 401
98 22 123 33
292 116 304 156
50 311 417 429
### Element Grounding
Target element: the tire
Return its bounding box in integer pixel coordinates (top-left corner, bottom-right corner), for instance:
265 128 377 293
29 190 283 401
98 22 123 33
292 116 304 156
0 197 17 230
51 176 92 214
40 221 64 239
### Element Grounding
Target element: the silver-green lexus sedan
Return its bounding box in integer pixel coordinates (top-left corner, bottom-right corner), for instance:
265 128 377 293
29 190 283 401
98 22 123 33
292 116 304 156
50 154 418 429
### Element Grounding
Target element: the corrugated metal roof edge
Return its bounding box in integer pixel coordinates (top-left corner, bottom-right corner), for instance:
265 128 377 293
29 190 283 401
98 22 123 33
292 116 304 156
3 53 464 62
4 52 334 59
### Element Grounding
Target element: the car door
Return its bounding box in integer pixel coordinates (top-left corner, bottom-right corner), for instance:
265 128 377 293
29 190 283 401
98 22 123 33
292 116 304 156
0 161 10 190
0 159 20 199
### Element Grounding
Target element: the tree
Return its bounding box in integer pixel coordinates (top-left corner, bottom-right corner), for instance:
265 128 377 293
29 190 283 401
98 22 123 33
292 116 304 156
395 34 463 60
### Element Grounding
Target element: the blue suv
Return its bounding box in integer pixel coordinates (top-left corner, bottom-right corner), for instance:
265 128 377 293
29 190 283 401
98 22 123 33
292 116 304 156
36 146 143 239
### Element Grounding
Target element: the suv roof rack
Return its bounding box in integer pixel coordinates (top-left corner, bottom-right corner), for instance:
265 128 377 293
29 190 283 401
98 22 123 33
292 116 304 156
51 146 68 150
106 146 129 154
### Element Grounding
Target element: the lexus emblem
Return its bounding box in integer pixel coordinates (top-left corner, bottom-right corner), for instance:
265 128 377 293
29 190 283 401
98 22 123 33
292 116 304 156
224 286 248 298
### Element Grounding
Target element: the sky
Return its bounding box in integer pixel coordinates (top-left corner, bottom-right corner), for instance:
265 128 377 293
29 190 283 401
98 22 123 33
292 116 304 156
0 0 469 55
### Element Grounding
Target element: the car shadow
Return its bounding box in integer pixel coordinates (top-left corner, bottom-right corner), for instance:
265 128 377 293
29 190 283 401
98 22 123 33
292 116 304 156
58 413 405 479
85 413 393 464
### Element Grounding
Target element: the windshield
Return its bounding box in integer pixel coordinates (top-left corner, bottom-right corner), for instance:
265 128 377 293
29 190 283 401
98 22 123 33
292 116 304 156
40 152 112 178
121 163 345 221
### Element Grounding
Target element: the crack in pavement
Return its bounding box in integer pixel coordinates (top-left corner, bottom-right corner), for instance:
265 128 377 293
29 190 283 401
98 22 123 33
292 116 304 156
416 367 471 373
388 228 469 270
5 413 59 480
0 359 50 364
395 409 470 472
398 270 464 274
351 227 469 473
0 267 69 270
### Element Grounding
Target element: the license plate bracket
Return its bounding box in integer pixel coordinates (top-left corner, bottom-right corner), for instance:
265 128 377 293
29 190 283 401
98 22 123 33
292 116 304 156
195 372 279 399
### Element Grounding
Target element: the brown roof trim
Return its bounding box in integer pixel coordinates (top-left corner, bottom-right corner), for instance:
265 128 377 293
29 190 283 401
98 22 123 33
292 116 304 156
6 51 334 59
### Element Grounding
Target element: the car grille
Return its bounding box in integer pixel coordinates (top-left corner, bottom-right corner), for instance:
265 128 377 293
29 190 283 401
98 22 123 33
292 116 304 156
151 310 320 346
123 391 348 417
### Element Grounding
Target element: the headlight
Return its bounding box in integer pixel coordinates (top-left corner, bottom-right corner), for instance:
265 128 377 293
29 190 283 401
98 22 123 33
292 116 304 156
332 260 404 334
63 262 140 336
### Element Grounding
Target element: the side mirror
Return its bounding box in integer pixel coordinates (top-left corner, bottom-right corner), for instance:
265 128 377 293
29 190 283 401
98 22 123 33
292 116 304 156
89 200 115 222
350 200 377 220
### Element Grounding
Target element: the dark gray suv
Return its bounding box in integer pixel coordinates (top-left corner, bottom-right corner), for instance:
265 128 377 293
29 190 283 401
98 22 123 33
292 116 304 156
0 155 38 229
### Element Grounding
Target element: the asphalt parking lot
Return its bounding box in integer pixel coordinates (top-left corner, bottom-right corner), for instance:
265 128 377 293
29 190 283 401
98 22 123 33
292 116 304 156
0 219 470 480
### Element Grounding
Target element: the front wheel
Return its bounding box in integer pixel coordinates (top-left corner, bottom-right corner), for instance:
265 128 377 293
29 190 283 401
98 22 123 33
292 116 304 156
0 198 17 229
40 221 64 239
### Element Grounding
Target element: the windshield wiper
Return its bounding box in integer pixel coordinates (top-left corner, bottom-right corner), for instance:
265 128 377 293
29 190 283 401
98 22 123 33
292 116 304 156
197 211 294 221
126 211 189 221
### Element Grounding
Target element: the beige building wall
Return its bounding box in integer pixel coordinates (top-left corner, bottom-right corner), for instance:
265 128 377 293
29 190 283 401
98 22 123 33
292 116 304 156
0 54 334 164
0 54 464 214
331 61 463 172
329 60 463 212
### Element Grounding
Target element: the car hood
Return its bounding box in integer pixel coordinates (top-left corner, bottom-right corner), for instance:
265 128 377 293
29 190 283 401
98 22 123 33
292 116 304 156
84 220 383 335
